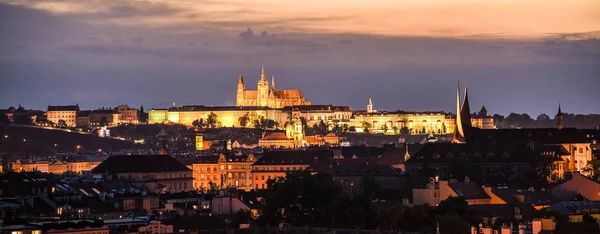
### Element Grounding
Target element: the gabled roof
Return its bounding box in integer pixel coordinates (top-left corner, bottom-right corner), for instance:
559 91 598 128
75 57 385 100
448 182 490 199
491 188 561 206
272 90 303 99
91 155 192 173
261 132 289 141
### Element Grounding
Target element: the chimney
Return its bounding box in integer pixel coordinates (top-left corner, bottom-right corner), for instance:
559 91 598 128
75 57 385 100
471 226 477 234
482 227 492 234
501 226 511 234
518 224 526 234
464 176 470 182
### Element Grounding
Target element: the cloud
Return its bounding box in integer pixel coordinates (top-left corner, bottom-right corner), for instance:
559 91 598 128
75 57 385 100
237 28 328 51
337 39 354 44
532 32 600 60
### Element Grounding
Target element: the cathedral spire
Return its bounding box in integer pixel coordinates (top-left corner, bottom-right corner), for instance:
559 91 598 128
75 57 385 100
238 74 244 87
452 81 465 143
271 75 275 90
460 81 472 128
261 66 266 81
556 102 564 130
367 97 373 113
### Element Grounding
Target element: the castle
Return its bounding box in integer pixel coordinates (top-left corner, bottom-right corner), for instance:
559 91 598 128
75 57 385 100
236 66 311 108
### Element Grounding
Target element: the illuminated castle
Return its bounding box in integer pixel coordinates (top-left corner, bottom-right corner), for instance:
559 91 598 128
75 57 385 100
236 66 311 108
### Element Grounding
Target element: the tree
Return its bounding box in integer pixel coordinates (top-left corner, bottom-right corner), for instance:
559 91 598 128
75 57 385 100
392 126 399 135
583 158 600 181
331 123 342 134
582 214 597 223
400 127 410 135
421 126 427 134
318 120 328 134
342 124 349 133
0 113 9 124
441 123 447 134
439 214 470 234
349 126 356 132
229 209 254 228
14 115 33 125
207 112 218 128
362 122 372 133
100 116 107 127
238 113 250 127
382 124 389 134
57 119 67 128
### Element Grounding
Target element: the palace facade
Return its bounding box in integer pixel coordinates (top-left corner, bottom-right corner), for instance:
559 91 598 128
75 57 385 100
149 106 289 128
236 66 311 108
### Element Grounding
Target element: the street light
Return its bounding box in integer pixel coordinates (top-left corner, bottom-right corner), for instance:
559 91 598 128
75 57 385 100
3 135 7 139
23 138 27 142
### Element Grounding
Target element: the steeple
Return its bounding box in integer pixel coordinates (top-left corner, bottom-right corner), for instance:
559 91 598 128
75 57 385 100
271 75 276 90
452 81 465 143
367 97 373 113
261 66 266 81
238 74 244 87
460 81 472 128
556 103 564 130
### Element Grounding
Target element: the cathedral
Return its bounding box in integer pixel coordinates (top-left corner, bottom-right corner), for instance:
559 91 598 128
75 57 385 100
236 66 311 108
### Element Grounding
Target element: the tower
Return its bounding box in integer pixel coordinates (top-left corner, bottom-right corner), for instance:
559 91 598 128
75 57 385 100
271 75 276 91
556 103 563 130
452 82 465 143
460 81 472 128
257 66 270 107
367 97 373 113
236 74 245 106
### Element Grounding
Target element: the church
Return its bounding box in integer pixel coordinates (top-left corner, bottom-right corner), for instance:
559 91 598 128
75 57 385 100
236 66 311 108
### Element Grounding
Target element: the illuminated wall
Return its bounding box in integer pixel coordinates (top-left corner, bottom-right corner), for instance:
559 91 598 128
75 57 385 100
195 135 204 150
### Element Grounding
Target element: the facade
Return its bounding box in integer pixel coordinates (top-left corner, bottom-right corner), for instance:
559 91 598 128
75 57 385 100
150 105 289 128
88 109 120 126
286 105 353 127
12 160 50 173
186 153 256 191
47 105 79 127
351 97 456 135
91 155 193 193
76 111 90 127
116 105 139 124
138 221 173 234
236 66 311 108
471 106 495 129
258 113 305 148
148 109 168 124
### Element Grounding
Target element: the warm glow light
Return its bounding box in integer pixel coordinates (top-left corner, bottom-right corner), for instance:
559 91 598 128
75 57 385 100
23 138 27 142
3 135 7 138
77 145 81 149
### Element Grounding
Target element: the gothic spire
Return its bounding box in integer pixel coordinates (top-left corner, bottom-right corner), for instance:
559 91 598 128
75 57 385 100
261 66 266 81
452 81 465 143
460 81 472 128
238 74 244 86
271 75 275 90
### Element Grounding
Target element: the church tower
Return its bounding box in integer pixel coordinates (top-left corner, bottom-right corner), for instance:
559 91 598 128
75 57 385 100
257 66 270 107
556 103 564 130
367 97 374 113
236 74 245 106
271 75 276 91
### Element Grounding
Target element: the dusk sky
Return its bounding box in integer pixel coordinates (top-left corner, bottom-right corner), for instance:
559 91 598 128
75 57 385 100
1 0 599 116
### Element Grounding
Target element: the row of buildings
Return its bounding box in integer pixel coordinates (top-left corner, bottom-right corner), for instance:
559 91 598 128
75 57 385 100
46 104 140 127
148 67 495 135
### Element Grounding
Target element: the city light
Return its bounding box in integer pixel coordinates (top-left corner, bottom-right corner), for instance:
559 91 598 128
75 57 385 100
23 138 27 142
3 135 7 139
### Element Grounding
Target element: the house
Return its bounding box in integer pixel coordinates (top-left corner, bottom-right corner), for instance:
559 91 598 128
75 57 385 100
251 150 333 190
91 155 193 193
552 173 600 201
413 179 490 206
484 186 561 210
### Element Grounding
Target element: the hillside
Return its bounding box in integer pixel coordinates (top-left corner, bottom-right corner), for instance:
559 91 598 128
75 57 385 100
0 125 145 153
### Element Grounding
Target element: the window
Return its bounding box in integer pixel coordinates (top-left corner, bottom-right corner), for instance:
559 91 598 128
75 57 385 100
228 165 232 170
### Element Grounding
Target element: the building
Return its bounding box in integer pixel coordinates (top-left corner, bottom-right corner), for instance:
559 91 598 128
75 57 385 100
76 110 91 127
471 106 495 129
88 109 120 126
259 113 305 148
251 150 333 190
404 143 536 180
413 179 491 206
482 186 561 210
116 105 139 124
47 105 79 127
138 221 173 234
351 97 455 135
184 153 256 191
12 160 49 173
91 155 193 193
236 66 311 108
150 105 289 128
285 105 353 127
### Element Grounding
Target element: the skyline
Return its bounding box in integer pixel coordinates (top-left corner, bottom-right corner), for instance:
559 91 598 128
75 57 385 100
1 1 599 115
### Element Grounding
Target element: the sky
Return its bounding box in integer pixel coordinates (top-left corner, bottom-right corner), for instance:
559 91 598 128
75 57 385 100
1 0 599 116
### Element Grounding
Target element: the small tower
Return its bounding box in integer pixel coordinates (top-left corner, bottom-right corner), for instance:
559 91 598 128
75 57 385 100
460 81 472 128
257 66 270 107
556 103 564 130
271 75 276 91
236 74 245 106
367 97 373 113
452 81 466 143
